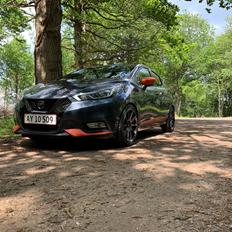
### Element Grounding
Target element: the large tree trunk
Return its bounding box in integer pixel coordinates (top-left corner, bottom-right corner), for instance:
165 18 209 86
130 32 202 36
73 0 85 69
74 20 84 69
35 0 62 83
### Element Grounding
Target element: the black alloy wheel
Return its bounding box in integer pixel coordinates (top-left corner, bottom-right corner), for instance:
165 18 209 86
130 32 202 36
161 106 175 132
116 105 138 146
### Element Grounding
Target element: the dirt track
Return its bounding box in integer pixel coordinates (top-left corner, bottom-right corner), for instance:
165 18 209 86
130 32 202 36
0 119 231 232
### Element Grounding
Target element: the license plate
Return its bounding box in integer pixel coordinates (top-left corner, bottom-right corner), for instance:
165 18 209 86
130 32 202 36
24 114 57 125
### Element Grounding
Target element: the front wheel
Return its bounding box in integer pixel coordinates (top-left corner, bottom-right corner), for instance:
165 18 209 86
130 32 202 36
161 106 175 133
115 105 138 147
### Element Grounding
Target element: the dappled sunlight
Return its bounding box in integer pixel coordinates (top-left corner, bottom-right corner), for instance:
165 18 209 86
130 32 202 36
25 165 56 175
0 119 231 231
0 151 13 155
175 155 192 160
160 147 175 152
24 151 39 157
11 175 28 180
134 162 176 179
190 134 232 148
58 171 73 177
2 154 18 159
0 164 9 168
64 156 91 161
0 189 43 231
16 159 35 165
131 156 232 180
112 149 154 161
180 161 232 178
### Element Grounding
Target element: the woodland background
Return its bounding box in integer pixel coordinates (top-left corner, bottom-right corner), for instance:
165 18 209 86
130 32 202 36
0 0 231 125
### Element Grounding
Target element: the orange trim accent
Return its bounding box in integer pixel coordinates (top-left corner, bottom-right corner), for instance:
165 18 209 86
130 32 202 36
140 116 168 128
65 129 112 137
13 124 21 133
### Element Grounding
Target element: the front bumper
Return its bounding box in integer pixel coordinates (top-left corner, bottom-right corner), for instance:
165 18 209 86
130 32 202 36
14 97 123 138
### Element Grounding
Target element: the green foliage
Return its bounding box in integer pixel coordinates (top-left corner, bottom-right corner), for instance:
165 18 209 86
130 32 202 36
0 37 34 102
0 0 29 43
0 1 232 120
61 12 232 117
159 13 215 115
183 0 232 12
62 28 75 74
181 80 212 117
0 116 18 140
61 0 179 68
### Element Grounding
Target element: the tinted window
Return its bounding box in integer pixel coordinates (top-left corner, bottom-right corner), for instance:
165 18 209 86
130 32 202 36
134 68 150 85
64 64 133 81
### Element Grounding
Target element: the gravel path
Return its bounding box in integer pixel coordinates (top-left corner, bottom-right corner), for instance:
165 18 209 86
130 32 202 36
0 119 231 232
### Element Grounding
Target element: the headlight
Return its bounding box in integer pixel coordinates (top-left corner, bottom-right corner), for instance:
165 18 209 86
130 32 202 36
73 85 121 101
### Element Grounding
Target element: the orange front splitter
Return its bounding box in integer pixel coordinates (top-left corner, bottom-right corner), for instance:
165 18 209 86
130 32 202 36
64 129 112 137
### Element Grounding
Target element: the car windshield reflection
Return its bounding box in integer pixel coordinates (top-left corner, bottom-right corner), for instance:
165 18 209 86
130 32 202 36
64 64 133 81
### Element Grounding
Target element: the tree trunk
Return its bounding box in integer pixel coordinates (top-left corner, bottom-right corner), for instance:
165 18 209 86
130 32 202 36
73 0 85 69
35 0 62 83
175 92 182 116
174 79 182 116
217 78 223 117
3 87 8 117
74 20 84 68
15 74 19 101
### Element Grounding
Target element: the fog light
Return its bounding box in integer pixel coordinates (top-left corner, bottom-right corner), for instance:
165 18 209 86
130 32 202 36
87 122 107 129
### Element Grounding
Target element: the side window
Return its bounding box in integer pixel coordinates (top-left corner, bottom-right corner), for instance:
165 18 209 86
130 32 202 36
134 68 150 85
151 71 162 86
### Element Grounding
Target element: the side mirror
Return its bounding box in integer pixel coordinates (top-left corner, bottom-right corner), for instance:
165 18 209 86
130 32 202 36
140 77 157 87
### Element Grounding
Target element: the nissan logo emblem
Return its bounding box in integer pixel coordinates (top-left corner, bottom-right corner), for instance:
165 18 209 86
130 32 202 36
37 100 45 110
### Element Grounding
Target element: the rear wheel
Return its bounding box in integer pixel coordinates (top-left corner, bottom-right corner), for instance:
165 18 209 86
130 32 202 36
161 106 175 133
115 105 138 147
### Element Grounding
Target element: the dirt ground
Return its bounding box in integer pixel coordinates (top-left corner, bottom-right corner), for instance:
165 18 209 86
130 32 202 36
0 119 231 232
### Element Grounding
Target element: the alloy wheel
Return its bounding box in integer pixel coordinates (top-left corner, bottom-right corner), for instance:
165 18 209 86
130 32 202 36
122 109 138 143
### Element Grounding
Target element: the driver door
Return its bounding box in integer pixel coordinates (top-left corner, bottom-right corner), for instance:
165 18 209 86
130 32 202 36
131 67 169 128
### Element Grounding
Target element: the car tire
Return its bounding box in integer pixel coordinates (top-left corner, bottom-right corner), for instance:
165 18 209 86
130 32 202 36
161 106 175 133
115 105 138 147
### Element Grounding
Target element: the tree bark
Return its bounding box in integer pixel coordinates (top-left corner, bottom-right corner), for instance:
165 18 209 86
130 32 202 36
175 91 182 116
217 80 223 117
35 0 62 83
74 20 84 68
73 0 85 69
15 74 19 101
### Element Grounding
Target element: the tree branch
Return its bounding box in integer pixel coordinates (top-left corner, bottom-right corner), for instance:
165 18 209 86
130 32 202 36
85 21 129 30
85 29 124 49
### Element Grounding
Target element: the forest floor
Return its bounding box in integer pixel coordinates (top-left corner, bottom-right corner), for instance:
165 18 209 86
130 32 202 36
0 119 231 232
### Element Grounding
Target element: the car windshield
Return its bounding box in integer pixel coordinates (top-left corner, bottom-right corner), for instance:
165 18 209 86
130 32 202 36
64 64 133 81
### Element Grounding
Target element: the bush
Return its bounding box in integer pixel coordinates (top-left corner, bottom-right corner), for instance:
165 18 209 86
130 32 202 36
0 116 19 140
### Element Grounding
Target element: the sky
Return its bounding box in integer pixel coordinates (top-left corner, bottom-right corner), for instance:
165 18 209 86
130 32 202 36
170 0 232 35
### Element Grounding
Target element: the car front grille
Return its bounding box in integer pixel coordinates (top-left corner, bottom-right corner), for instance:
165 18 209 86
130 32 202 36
25 98 71 113
22 98 72 132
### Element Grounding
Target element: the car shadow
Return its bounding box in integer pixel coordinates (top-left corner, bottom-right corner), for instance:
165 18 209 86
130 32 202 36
19 128 163 152
0 119 231 232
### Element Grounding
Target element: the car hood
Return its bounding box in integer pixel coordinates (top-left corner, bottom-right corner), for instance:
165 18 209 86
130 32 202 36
23 78 127 99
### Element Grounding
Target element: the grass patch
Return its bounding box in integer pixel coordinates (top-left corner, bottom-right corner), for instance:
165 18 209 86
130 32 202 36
0 116 19 140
